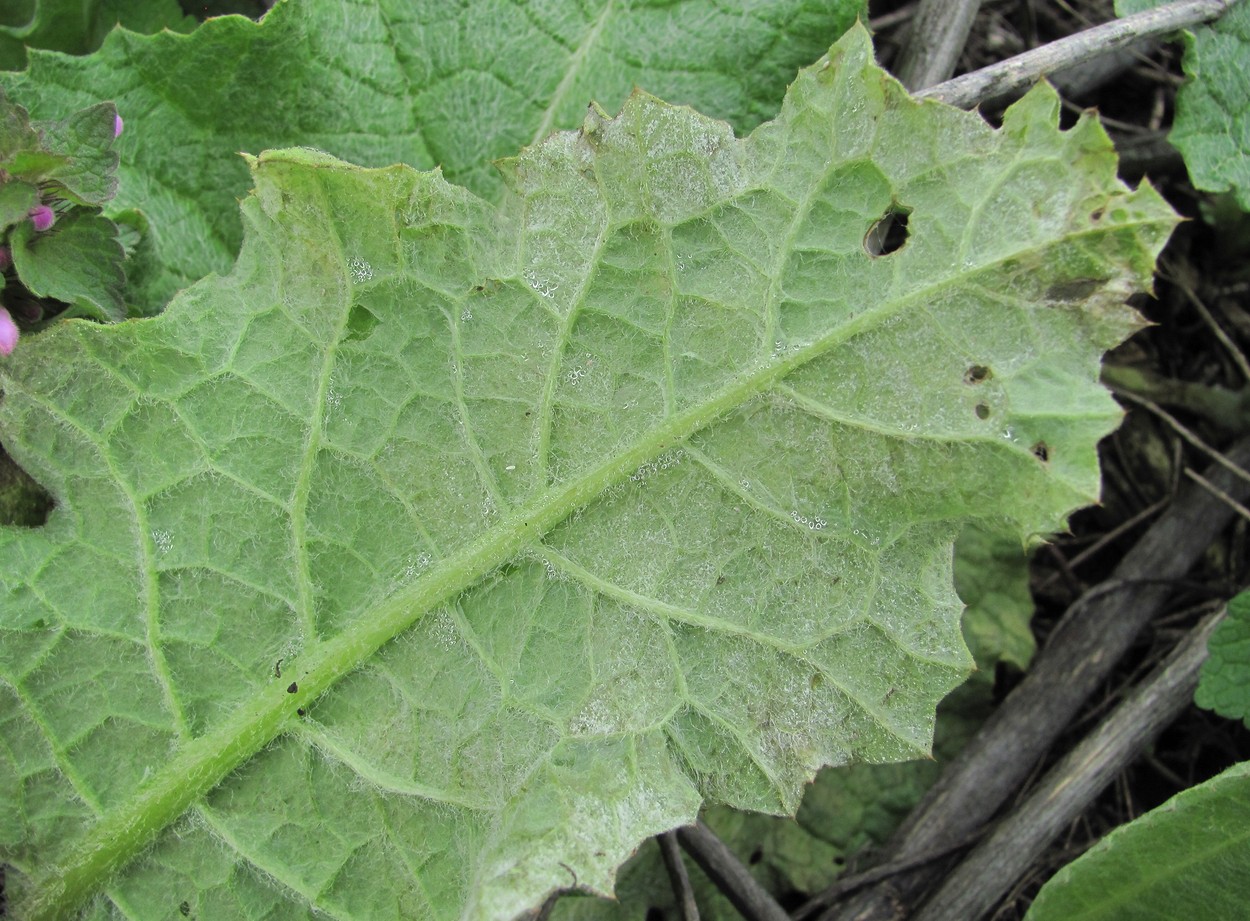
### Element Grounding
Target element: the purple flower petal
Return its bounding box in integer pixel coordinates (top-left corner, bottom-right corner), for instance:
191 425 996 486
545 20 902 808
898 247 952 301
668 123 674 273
0 307 18 356
114 113 124 138
29 205 55 232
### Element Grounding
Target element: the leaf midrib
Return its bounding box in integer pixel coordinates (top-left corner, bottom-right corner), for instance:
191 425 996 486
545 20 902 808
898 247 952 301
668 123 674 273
528 0 616 148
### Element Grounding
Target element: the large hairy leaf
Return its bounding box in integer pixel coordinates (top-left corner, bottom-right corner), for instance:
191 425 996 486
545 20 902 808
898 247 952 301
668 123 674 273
551 525 1031 919
0 0 193 71
0 0 864 311
0 26 1175 921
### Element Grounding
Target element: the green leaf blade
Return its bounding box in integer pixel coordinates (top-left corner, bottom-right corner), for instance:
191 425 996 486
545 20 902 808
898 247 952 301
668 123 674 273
10 209 126 320
0 0 865 311
1195 591 1250 725
0 27 1176 920
1026 761 1250 921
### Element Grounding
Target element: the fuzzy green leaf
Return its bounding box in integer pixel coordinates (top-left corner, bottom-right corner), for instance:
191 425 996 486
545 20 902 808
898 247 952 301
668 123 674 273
1116 0 1250 209
1026 760 1250 921
953 522 1036 672
0 27 1175 921
0 84 40 159
9 208 126 321
0 0 864 311
1166 0 1250 209
0 0 193 72
0 89 119 203
0 177 38 230
36 101 119 206
1195 591 1250 726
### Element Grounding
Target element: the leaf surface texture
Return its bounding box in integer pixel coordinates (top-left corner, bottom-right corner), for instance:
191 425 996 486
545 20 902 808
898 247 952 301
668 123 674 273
0 27 1175 920
1026 761 1250 921
0 0 864 310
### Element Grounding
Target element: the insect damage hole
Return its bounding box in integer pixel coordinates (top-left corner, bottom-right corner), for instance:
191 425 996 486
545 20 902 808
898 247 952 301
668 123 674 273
864 204 911 257
964 365 991 384
1032 441 1050 462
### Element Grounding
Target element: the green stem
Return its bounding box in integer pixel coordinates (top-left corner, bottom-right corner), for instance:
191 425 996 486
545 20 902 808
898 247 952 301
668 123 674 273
1102 364 1250 433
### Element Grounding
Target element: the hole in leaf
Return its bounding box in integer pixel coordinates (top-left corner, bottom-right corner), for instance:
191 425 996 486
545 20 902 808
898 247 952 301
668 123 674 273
1090 208 1104 222
964 365 991 384
0 444 54 527
343 302 380 342
1032 441 1050 462
645 909 665 921
975 403 991 420
297 708 306 717
287 682 298 694
864 205 911 257
748 848 764 865
179 902 190 917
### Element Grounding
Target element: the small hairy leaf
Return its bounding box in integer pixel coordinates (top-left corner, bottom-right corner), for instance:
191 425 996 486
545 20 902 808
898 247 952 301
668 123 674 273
0 27 1175 921
1195 591 1250 726
953 523 1036 672
0 0 864 310
9 209 126 321
1026 760 1250 921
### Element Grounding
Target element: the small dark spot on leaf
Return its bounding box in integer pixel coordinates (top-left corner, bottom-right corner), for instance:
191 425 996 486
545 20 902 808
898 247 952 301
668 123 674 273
645 909 665 921
274 659 282 678
716 575 726 585
864 204 911 257
297 708 306 717
1032 441 1050 462
748 847 764 865
964 365 991 384
524 411 532 417
287 682 298 694
1045 278 1105 302
179 902 190 917
975 402 991 420
811 672 824 689
1090 208 1104 222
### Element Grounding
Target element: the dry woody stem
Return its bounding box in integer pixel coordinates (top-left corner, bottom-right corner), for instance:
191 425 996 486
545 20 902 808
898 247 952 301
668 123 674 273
918 0 1233 109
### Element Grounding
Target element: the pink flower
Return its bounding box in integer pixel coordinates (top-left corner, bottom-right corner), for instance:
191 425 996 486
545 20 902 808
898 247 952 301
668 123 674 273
0 307 18 356
29 205 55 232
114 113 123 138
